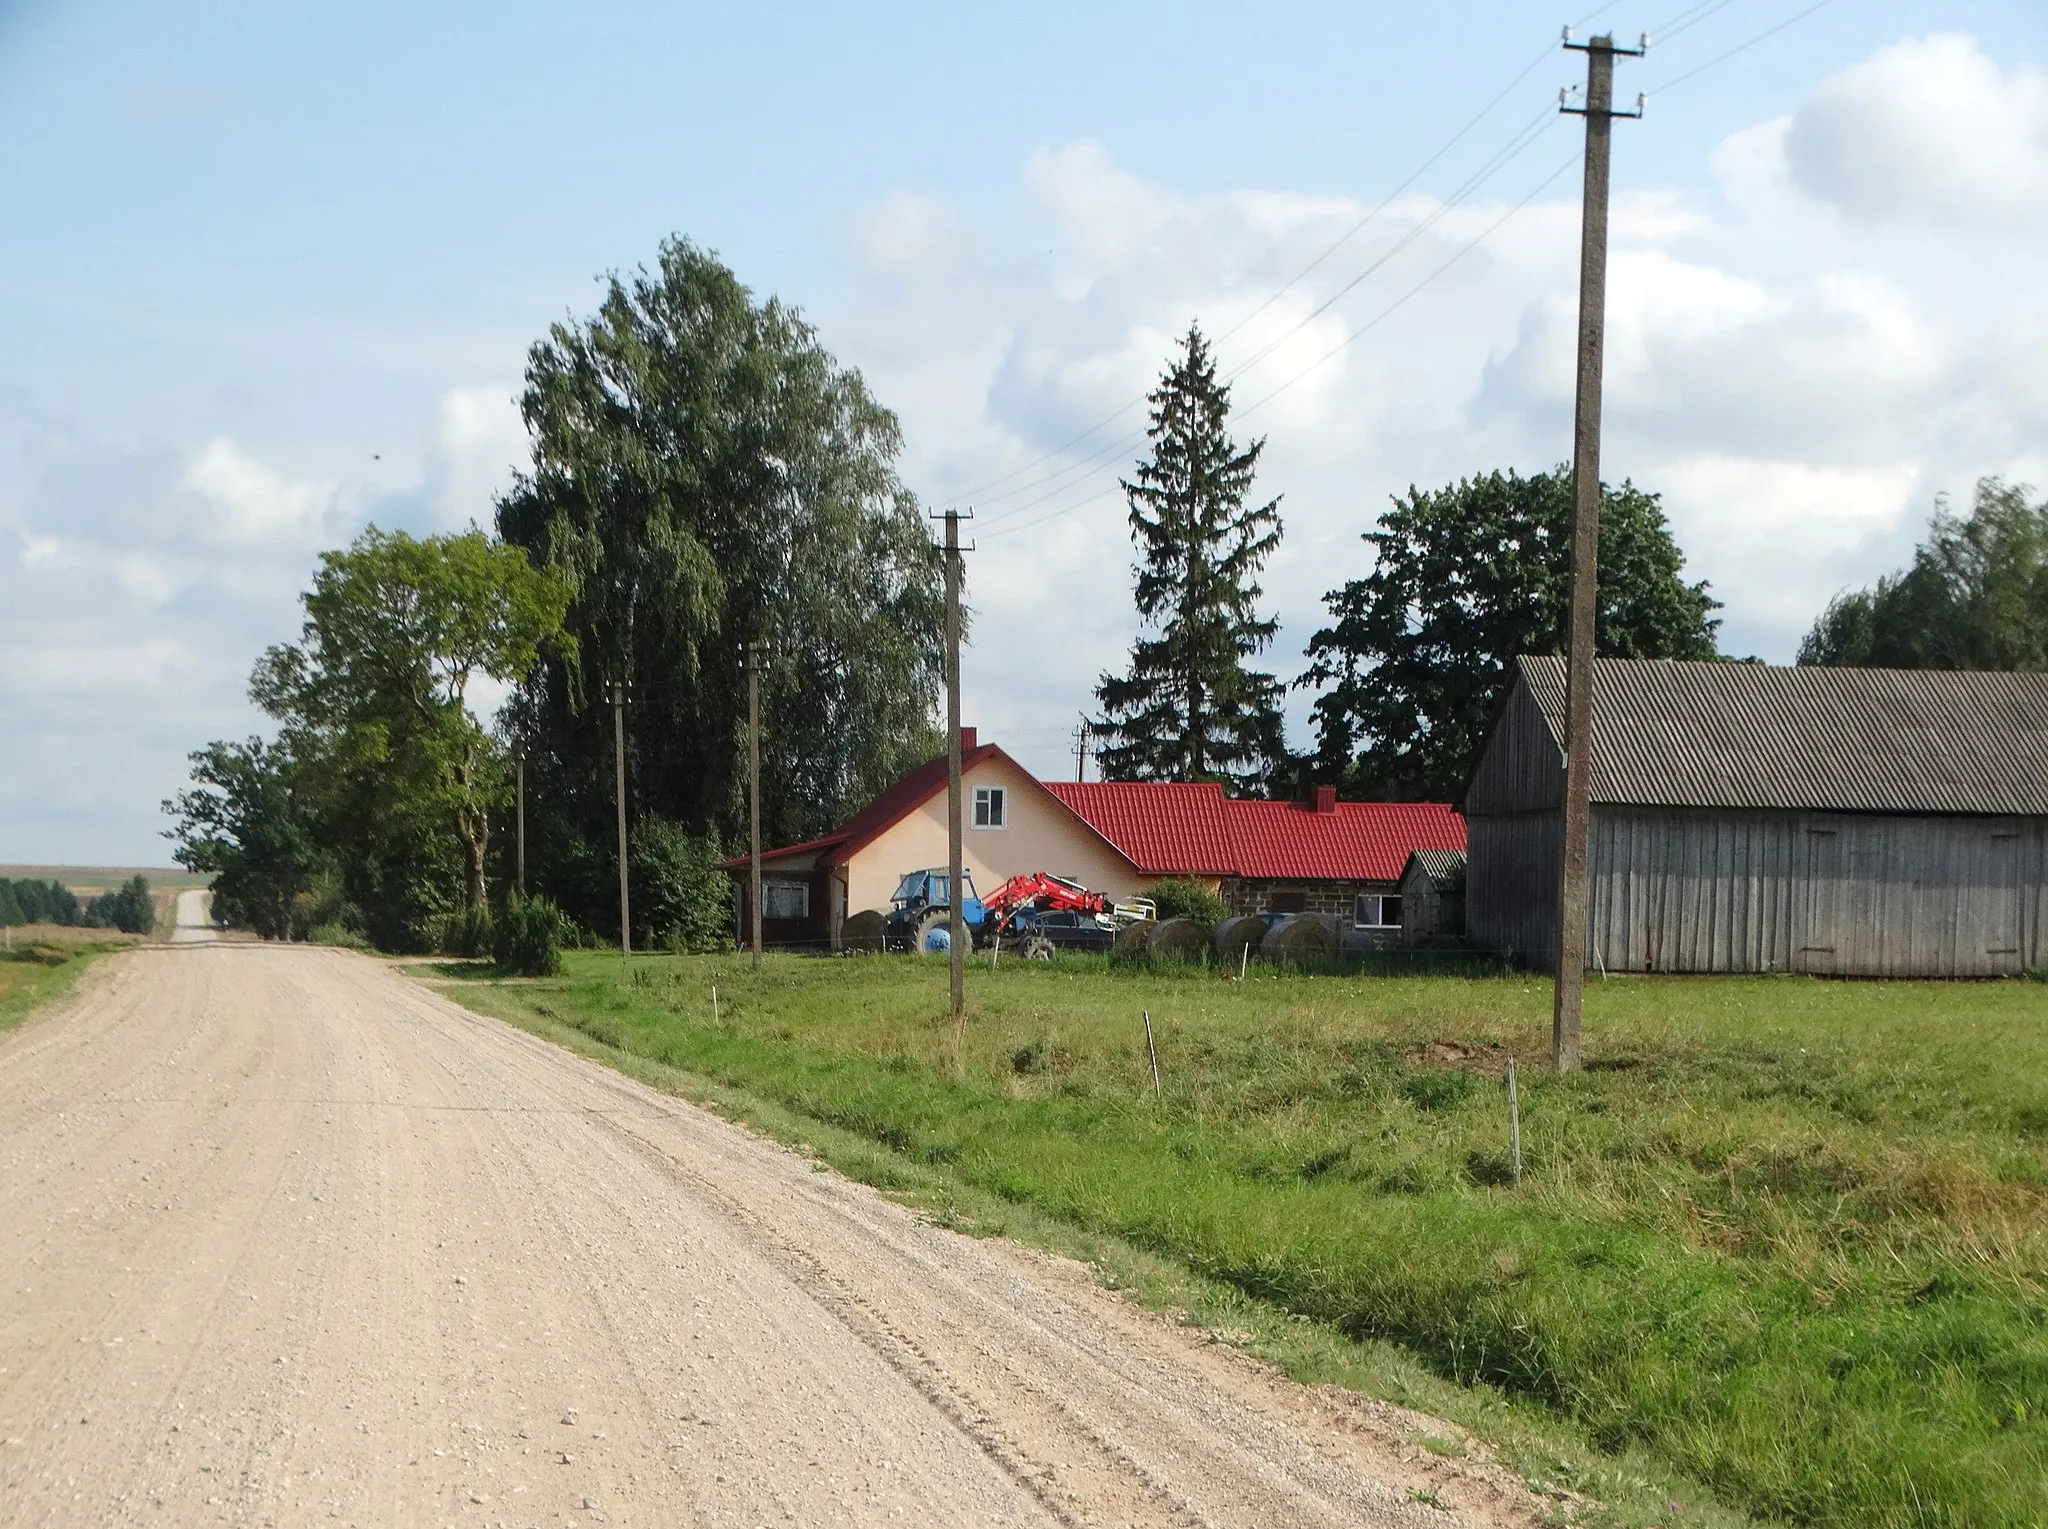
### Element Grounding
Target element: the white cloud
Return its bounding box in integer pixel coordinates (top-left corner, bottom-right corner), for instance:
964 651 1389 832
182 436 339 545
1783 33 2048 225
20 532 58 565
433 384 527 528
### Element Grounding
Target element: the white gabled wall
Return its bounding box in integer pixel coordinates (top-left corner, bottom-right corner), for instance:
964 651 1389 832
844 754 1145 916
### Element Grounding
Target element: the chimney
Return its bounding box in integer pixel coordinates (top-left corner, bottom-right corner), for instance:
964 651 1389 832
1314 784 1337 814
959 726 977 753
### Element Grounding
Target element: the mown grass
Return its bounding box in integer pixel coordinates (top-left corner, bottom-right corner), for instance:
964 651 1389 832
0 933 137 1032
429 951 2048 1528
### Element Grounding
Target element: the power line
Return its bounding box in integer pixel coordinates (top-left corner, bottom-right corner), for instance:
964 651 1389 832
973 108 1565 533
1237 150 1586 420
984 148 1585 542
1643 0 1740 44
1644 0 1838 96
934 17 1624 516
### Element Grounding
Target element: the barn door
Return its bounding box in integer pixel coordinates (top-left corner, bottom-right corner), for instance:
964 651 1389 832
1971 833 2023 976
1798 828 1840 975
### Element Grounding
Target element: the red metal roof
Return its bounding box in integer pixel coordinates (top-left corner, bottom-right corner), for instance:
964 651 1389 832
718 740 1005 871
1041 782 1237 874
1046 781 1465 881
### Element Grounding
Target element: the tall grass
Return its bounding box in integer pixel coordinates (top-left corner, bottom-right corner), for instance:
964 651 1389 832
441 952 2048 1528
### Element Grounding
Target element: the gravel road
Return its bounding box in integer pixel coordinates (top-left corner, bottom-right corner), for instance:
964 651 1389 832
0 945 1545 1528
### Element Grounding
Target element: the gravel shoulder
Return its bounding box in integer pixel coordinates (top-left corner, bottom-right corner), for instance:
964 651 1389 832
0 944 1550 1527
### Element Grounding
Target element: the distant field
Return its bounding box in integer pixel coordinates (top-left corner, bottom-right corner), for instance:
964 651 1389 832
0 865 211 894
429 952 2047 1529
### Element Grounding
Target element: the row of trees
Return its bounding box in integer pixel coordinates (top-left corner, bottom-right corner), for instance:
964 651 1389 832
0 875 153 933
1089 326 1722 800
166 241 946 952
164 236 2044 951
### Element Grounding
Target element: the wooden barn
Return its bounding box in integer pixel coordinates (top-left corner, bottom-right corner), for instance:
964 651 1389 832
1463 657 2048 976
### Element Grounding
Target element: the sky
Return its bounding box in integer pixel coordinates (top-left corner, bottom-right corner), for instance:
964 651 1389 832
2 0 2045 864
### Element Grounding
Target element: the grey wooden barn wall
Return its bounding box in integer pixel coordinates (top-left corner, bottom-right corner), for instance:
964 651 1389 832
1468 806 2045 976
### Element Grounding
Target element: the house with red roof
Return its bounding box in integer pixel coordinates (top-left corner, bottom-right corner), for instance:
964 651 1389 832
727 729 1465 949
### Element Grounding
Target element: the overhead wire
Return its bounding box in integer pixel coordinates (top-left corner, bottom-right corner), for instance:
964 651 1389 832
1643 0 1838 95
934 17 1617 517
973 105 1565 532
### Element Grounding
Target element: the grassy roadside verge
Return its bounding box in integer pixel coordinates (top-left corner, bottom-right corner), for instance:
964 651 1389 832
421 952 2046 1529
0 933 138 1033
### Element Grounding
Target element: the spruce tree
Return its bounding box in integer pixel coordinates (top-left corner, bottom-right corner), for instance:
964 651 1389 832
1093 326 1285 789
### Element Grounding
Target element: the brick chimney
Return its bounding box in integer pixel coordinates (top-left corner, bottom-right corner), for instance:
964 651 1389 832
959 726 977 753
1314 784 1337 814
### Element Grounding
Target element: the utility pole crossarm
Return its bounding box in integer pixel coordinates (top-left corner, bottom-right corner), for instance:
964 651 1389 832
1552 30 1640 1075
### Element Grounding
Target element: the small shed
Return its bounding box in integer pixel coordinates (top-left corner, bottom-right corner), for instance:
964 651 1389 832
1398 848 1467 946
1463 657 2048 976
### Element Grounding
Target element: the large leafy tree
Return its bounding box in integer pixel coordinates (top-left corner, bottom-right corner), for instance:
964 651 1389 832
250 527 570 945
1800 479 2048 670
1092 325 1285 789
496 238 943 929
1304 468 1721 800
162 738 320 939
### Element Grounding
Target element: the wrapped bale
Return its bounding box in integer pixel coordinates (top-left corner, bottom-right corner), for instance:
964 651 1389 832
1214 914 1268 959
1261 912 1340 964
1145 916 1209 964
1114 919 1154 958
839 909 886 954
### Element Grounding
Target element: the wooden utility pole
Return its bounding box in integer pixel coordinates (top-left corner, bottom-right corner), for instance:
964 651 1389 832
934 509 972 1021
1553 30 1642 1072
747 643 764 972
611 681 631 957
1073 716 1090 783
515 750 526 895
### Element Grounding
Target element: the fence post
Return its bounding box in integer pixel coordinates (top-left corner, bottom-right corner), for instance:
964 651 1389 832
1142 1009 1163 1104
1507 1057 1523 1186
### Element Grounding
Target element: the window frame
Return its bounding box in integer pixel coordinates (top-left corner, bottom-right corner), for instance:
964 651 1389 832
972 785 1007 829
1353 893 1403 930
762 880 811 921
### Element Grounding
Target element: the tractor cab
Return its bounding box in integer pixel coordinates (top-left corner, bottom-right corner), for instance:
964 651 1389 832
883 868 984 953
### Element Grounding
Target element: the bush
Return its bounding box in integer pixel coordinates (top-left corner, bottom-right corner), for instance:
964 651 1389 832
12 878 80 926
86 875 155 935
0 880 22 926
1146 877 1227 928
307 922 371 950
439 903 496 958
494 892 566 976
630 816 731 953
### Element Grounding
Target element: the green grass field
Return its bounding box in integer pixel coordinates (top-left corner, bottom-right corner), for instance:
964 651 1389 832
0 933 137 1032
426 951 2048 1528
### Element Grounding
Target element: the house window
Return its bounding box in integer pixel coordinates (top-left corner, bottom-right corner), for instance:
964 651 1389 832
763 882 810 921
972 786 1007 828
1354 893 1403 929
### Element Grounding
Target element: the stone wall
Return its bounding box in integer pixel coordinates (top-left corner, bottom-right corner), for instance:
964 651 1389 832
1217 877 1398 922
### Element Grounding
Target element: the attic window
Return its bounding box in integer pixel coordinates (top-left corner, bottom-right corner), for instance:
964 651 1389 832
973 786 1007 829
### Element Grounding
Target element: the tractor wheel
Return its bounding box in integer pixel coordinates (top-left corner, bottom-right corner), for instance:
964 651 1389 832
1022 936 1054 962
913 911 952 954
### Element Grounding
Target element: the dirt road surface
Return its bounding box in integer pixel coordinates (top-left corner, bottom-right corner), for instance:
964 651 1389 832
0 945 1544 1528
168 891 215 945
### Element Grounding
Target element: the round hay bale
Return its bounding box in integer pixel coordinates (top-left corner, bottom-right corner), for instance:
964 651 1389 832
1214 914 1268 958
839 909 886 954
1113 919 1154 958
1146 916 1209 964
1261 912 1340 964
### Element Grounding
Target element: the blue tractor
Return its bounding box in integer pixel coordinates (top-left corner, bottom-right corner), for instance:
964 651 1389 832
882 868 985 953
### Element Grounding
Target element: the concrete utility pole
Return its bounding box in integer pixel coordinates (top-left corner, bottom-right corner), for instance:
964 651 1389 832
933 509 972 1021
611 680 631 957
515 750 526 895
1553 29 1643 1072
1073 716 1090 783
746 643 764 972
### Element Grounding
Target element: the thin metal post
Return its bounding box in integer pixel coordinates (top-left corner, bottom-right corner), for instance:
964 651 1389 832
1142 1009 1163 1103
612 682 630 957
747 645 763 972
1507 1057 1523 1186
1553 32 1641 1072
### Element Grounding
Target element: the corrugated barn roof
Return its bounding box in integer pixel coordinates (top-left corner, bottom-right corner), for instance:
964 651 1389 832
1518 656 2048 816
